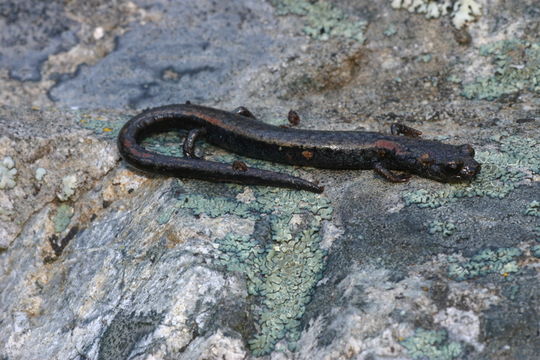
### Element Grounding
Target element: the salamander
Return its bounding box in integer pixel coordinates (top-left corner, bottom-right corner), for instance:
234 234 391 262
117 103 481 193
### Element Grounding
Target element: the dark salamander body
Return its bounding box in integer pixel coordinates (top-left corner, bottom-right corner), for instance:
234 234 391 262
117 103 481 193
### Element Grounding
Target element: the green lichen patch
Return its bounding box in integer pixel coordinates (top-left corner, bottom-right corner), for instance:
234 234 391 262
383 25 397 37
447 247 522 281
417 54 432 63
446 74 462 84
175 190 256 219
156 206 176 225
534 226 540 241
0 156 17 190
462 40 540 100
427 220 456 236
391 0 482 29
77 112 127 139
272 0 366 42
139 131 201 158
245 227 326 355
404 135 540 208
174 186 332 356
524 201 540 217
57 174 78 202
53 204 74 233
400 328 463 360
531 244 540 258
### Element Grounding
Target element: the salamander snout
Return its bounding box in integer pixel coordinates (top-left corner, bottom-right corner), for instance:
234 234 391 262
435 144 480 182
460 161 481 178
410 144 481 183
440 157 481 182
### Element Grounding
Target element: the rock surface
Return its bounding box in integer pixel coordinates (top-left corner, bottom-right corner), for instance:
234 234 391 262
1 1 539 359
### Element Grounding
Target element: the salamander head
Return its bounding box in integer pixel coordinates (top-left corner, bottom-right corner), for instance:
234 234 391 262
402 143 481 183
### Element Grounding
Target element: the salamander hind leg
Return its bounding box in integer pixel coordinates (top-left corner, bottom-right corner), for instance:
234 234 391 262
390 123 422 137
183 128 207 158
373 162 411 182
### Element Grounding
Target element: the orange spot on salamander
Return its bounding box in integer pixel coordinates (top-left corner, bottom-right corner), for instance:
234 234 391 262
419 153 433 165
232 160 248 172
302 151 314 160
373 140 407 155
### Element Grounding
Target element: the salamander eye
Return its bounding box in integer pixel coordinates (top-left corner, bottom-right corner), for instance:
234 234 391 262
460 144 475 156
445 161 463 172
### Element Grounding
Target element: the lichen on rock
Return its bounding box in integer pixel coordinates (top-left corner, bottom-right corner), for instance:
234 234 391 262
272 0 367 42
404 135 540 208
57 174 78 201
447 247 522 281
524 201 540 217
0 156 17 190
400 328 463 360
173 183 333 355
391 0 482 28
462 40 540 101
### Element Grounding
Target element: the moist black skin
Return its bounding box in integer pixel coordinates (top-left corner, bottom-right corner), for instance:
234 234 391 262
117 104 481 193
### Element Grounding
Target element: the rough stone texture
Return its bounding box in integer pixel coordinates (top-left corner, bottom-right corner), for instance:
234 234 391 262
1 1 539 359
0 0 148 107
0 1 79 82
49 0 294 110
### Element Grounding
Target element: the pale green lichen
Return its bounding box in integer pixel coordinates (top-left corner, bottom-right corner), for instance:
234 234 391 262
0 156 17 189
531 244 540 258
462 40 540 100
384 25 397 37
54 204 74 233
451 0 481 28
446 74 462 84
176 193 254 219
417 53 432 63
272 0 366 42
534 226 540 241
400 328 463 360
427 220 456 236
174 185 332 356
246 226 327 355
156 206 175 225
77 112 126 139
404 135 540 208
391 0 481 29
57 174 78 201
524 201 540 217
141 131 185 158
447 247 522 281
35 167 47 181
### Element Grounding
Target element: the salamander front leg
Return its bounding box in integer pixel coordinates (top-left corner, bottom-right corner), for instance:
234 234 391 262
373 162 411 182
390 124 422 137
232 106 256 119
183 128 207 158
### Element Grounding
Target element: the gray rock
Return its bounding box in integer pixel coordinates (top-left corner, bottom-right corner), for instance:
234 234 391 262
0 1 79 81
